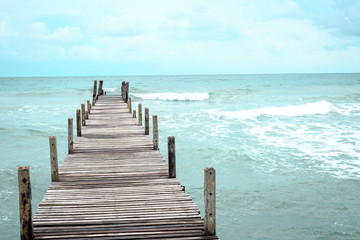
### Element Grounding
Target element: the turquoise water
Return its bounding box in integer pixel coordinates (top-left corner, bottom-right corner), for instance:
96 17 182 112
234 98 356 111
1 74 360 239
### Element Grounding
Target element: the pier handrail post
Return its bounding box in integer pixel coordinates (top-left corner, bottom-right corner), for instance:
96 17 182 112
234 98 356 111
125 82 129 103
93 80 97 99
145 108 149 135
85 111 89 120
18 166 33 240
153 115 158 150
76 109 81 137
49 136 59 182
204 167 216 236
81 104 86 126
168 136 176 178
133 110 136 118
98 80 104 96
138 103 142 126
128 97 132 113
121 81 125 100
87 100 91 114
68 118 73 154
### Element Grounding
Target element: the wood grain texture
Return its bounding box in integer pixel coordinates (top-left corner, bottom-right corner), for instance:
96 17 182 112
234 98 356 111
33 95 218 239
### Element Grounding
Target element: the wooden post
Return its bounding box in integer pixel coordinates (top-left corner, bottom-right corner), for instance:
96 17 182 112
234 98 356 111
92 98 95 107
125 82 129 103
81 104 86 126
121 81 125 100
18 166 33 240
87 100 91 114
85 111 89 120
49 136 59 182
93 80 97 99
133 110 136 118
68 118 73 154
204 167 216 236
153 115 158 150
168 136 176 178
76 109 81 137
138 103 142 126
98 80 103 96
145 108 149 135
129 97 132 113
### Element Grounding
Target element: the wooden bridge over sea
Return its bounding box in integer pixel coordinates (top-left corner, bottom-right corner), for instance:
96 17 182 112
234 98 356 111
17 81 218 240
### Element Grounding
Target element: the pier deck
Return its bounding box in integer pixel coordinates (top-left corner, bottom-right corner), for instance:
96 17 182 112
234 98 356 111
32 95 218 239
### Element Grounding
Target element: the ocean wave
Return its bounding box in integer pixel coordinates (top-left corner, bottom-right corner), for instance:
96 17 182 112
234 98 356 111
103 87 118 93
207 101 335 120
132 92 209 101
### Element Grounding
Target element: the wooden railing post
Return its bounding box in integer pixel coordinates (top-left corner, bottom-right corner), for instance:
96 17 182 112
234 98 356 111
81 104 86 126
138 103 142 126
68 118 73 154
18 166 33 240
168 136 176 178
49 136 59 182
145 108 149 135
87 100 91 114
133 110 136 118
121 81 125 100
128 97 132 113
93 80 97 99
204 167 216 236
153 115 158 150
125 82 129 102
85 111 89 120
76 109 81 137
98 80 103 96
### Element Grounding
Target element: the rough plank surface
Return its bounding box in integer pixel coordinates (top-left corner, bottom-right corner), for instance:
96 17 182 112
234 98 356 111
33 95 219 240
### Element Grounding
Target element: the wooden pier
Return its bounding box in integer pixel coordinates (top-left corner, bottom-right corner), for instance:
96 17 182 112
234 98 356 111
18 81 218 240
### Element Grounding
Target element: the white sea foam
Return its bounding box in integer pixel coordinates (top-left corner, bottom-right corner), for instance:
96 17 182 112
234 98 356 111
103 88 117 92
133 92 209 101
207 101 335 120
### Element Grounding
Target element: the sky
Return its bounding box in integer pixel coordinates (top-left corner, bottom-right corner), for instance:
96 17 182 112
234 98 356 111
0 0 360 76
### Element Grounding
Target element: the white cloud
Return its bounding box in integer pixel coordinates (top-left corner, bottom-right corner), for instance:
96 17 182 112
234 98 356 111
28 22 83 43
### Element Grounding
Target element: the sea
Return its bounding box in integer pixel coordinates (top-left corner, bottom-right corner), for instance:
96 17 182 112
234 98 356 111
0 74 359 240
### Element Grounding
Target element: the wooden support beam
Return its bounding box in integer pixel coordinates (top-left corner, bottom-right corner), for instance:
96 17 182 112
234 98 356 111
128 97 132 113
87 100 91 114
125 82 129 103
93 80 97 99
68 118 73 154
145 108 149 135
121 81 125 100
168 136 176 178
85 110 89 120
153 115 158 150
98 80 104 96
133 110 136 118
138 103 142 126
204 167 216 236
81 104 86 126
18 166 33 240
49 136 59 182
76 109 81 137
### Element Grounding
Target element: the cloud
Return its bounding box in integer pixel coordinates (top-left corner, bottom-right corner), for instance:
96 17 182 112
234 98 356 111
28 22 83 43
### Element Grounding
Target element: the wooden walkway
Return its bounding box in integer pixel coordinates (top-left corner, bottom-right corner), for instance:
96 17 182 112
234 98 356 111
32 95 219 239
